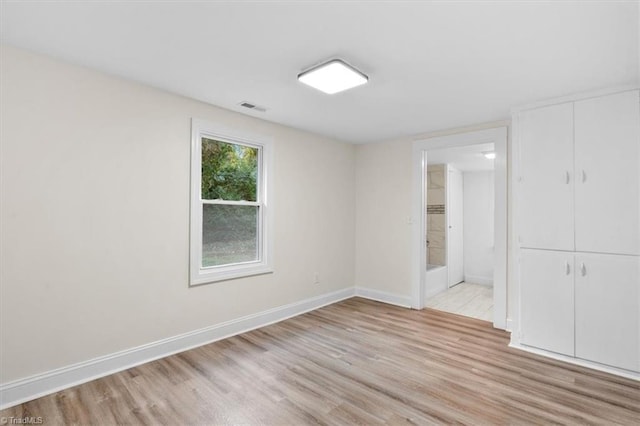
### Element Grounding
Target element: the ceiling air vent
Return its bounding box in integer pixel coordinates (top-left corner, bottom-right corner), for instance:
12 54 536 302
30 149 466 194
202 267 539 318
238 101 266 112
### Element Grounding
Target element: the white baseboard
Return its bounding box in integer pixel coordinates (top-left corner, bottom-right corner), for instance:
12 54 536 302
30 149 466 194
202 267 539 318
354 287 412 308
505 318 514 332
0 287 355 410
464 275 493 286
508 342 640 381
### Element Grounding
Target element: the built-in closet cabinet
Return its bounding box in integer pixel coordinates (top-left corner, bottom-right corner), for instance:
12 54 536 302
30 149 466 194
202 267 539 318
518 103 574 251
520 249 639 372
515 88 640 375
574 91 640 255
575 253 639 372
518 90 639 254
520 249 574 357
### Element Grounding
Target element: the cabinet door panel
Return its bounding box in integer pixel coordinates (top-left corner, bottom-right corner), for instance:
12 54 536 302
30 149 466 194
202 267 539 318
518 104 574 250
575 253 639 372
520 249 575 356
575 90 640 255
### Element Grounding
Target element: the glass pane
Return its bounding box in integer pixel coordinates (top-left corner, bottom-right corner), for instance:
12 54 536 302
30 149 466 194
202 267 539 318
202 204 258 267
201 138 258 201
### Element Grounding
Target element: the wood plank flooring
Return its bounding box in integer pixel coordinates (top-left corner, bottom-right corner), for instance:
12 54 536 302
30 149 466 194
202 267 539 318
2 297 639 425
426 282 493 321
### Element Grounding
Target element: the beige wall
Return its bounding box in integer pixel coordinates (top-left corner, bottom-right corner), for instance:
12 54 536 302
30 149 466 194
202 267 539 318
0 45 356 383
354 138 413 296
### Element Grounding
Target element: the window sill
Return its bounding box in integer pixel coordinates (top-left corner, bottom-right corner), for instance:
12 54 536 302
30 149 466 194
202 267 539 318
190 264 274 286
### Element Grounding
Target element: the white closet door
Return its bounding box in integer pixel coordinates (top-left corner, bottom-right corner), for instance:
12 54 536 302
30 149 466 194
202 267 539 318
518 104 574 251
574 90 640 255
447 166 464 287
520 249 575 356
575 253 639 372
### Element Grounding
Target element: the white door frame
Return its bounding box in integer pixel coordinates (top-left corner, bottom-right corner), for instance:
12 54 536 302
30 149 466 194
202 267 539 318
410 127 508 330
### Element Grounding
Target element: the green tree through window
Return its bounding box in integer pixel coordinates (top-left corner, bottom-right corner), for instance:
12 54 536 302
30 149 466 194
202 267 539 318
201 138 257 201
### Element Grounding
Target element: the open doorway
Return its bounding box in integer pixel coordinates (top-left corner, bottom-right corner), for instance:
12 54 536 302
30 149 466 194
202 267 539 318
424 143 496 321
410 127 508 330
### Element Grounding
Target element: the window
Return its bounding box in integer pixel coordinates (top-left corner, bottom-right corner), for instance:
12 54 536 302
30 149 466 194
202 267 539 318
190 119 272 285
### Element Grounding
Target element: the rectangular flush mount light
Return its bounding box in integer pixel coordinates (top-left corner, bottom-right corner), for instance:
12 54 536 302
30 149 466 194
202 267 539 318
298 59 368 94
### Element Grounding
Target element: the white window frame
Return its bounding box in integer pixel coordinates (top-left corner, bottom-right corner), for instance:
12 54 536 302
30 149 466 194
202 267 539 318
190 118 273 286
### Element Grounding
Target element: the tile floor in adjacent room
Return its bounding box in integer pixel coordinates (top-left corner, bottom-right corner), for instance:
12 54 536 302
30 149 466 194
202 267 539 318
425 282 493 321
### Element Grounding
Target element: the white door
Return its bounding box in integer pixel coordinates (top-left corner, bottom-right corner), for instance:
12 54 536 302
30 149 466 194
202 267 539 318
575 253 640 372
518 104 574 251
447 166 464 287
574 90 640 255
520 249 575 356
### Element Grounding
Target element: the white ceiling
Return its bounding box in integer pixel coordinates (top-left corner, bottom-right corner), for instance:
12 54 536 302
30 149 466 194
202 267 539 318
1 1 638 144
427 142 495 172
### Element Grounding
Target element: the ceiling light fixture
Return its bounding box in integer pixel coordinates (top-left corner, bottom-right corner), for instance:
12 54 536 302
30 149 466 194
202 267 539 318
298 59 368 94
483 152 496 159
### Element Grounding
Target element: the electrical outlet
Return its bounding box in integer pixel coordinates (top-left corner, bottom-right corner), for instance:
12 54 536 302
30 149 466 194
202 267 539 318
314 272 320 284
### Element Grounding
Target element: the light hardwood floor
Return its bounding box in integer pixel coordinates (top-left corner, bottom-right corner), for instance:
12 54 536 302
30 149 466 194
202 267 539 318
2 298 639 425
425 282 493 321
